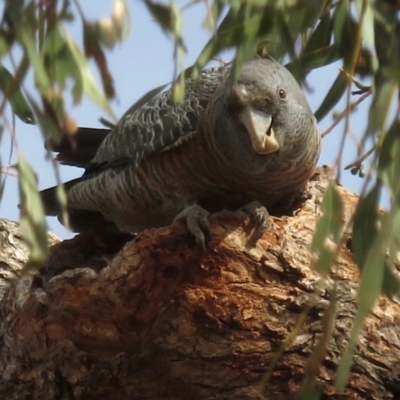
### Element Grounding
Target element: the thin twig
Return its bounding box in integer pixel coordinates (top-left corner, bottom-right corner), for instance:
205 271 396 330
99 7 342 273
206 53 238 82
1 167 18 178
344 144 377 170
335 0 368 183
71 0 85 21
321 90 371 138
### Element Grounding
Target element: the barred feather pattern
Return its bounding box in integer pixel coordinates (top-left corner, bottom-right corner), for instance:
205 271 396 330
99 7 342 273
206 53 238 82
85 67 227 174
62 59 321 233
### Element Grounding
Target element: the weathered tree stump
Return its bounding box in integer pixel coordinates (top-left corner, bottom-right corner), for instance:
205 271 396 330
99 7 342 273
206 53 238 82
1 166 400 399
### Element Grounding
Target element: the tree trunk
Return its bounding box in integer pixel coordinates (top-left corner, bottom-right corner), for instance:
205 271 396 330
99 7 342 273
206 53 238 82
1 166 400 400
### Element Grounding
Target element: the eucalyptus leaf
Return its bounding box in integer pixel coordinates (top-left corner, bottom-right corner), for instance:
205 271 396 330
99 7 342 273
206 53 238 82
19 28 52 92
0 64 35 124
295 0 329 34
351 186 380 269
65 36 115 117
366 72 397 136
315 72 347 121
97 0 130 48
333 0 356 59
17 153 48 265
311 184 343 275
355 0 375 50
336 208 390 389
286 45 340 81
143 1 176 33
302 9 332 57
378 118 400 205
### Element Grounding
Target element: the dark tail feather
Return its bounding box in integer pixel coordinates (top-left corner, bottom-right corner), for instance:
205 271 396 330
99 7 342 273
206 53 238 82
41 127 121 233
40 178 120 233
40 178 84 215
46 127 111 168
63 208 120 233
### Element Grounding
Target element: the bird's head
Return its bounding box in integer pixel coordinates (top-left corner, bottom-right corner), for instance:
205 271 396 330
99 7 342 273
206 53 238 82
226 58 316 156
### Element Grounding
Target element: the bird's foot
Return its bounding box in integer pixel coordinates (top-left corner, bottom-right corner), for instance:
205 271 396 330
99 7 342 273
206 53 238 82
240 201 270 247
296 188 312 203
174 204 210 250
278 189 311 211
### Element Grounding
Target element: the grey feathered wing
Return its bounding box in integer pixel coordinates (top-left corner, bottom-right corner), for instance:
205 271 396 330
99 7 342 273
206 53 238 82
40 66 226 232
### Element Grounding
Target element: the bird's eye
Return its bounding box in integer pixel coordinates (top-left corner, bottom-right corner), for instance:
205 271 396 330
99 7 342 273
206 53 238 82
278 88 287 100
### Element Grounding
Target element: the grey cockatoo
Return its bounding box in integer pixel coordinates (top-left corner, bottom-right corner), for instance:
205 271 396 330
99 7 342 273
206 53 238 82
41 58 321 247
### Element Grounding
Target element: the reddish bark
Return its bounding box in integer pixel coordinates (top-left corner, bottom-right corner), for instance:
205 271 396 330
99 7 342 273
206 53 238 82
1 167 399 399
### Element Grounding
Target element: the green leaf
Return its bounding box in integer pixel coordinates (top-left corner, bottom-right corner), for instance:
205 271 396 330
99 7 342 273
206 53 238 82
312 184 343 248
26 93 61 144
311 184 343 275
315 72 347 121
285 10 338 81
295 0 329 33
143 1 177 33
286 45 340 81
0 36 10 59
172 73 185 103
378 120 400 295
384 209 400 294
382 262 400 297
374 1 398 68
97 0 131 48
336 211 388 389
84 22 115 98
378 117 400 205
55 183 69 229
19 28 52 92
64 35 115 118
3 0 25 32
333 0 356 59
366 71 397 136
355 0 375 50
302 12 332 57
233 5 265 74
0 64 35 124
297 386 320 400
195 3 275 73
43 27 83 100
337 252 384 389
275 10 296 60
337 200 399 388
202 1 225 32
17 153 48 265
351 186 380 269
99 117 116 130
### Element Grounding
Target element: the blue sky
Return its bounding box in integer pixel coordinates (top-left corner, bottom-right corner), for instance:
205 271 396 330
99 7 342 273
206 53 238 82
0 1 381 239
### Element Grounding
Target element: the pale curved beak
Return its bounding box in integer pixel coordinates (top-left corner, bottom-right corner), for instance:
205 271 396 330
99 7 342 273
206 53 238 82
239 106 279 154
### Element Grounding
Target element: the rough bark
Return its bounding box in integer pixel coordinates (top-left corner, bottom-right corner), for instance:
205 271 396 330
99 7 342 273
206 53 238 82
0 219 59 301
1 166 400 400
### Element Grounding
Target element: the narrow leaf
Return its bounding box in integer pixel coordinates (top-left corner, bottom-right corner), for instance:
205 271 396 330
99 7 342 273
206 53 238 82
17 153 48 265
351 186 379 269
311 184 343 275
355 0 375 50
286 45 339 81
315 72 347 121
366 72 396 136
0 65 35 124
19 28 51 92
302 12 332 57
65 35 114 117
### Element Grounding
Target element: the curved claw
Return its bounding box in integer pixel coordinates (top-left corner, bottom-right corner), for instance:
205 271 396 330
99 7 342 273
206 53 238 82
241 201 270 247
174 205 210 250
